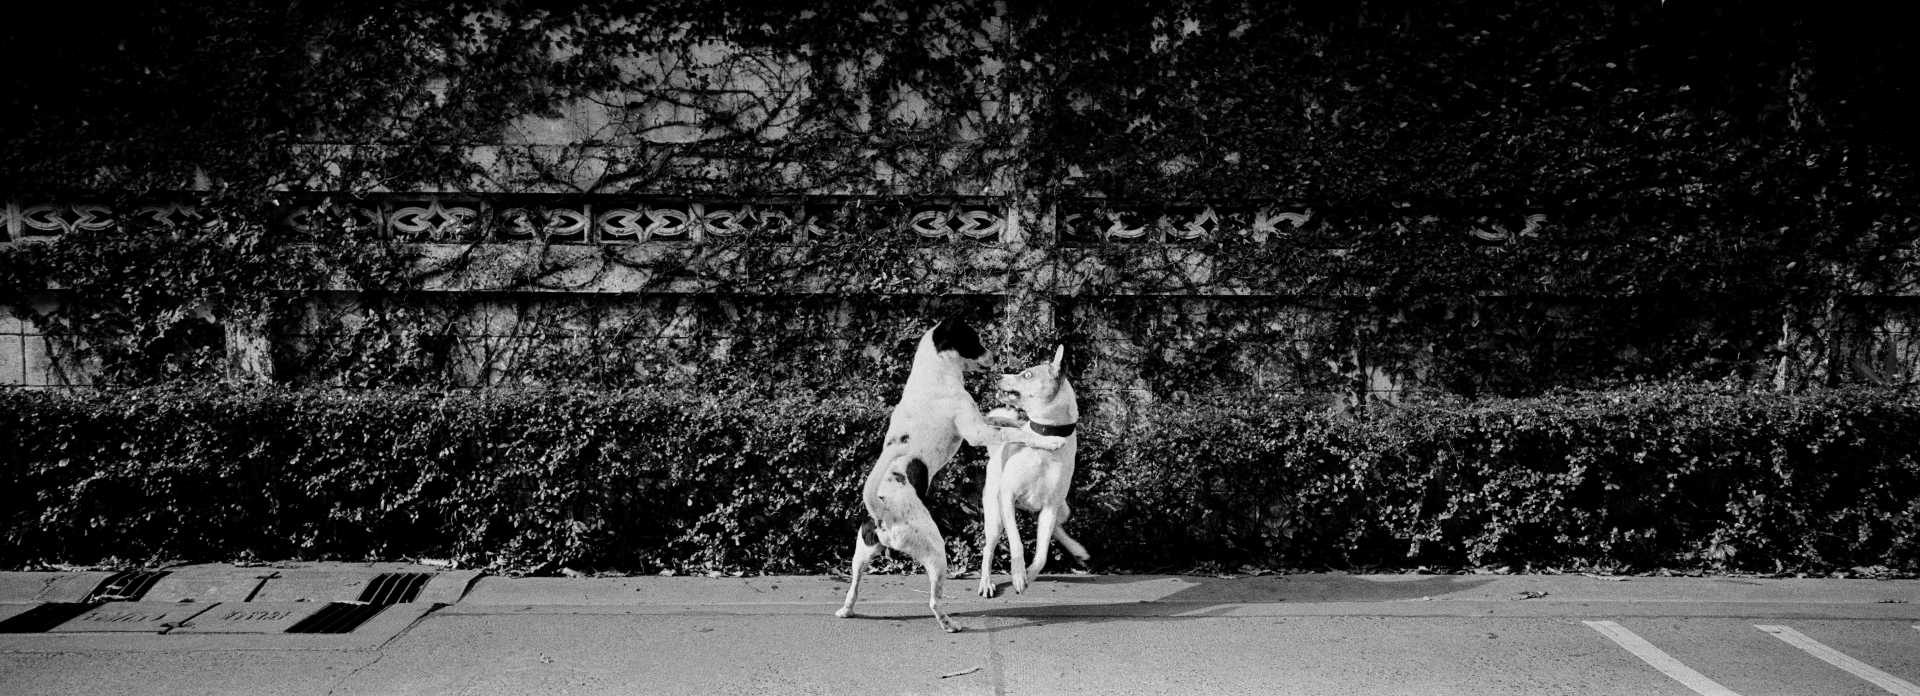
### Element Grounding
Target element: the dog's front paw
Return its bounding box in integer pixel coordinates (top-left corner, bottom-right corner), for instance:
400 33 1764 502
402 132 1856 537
834 607 854 619
1029 435 1066 451
985 407 1025 427
931 609 962 633
1009 572 1027 595
976 577 996 598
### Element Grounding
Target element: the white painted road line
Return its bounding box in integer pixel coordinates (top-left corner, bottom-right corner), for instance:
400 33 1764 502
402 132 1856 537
1757 625 1920 696
1584 620 1744 696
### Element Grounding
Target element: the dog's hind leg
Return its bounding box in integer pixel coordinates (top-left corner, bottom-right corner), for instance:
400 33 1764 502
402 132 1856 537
1052 525 1090 564
919 543 958 633
874 471 961 632
1052 503 1091 564
889 509 960 632
834 522 881 619
1000 485 1029 594
1026 505 1064 582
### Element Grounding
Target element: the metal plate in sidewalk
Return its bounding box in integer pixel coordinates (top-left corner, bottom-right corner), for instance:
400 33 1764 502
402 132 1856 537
168 602 325 634
85 570 171 601
45 601 212 633
285 603 391 634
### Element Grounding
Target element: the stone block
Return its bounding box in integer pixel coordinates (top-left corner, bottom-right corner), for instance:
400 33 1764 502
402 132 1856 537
0 572 118 603
0 334 23 385
47 602 213 633
168 602 324 634
141 566 277 603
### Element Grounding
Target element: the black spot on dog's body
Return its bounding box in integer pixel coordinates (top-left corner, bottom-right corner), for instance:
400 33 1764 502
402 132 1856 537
859 521 878 546
931 317 987 361
905 457 929 500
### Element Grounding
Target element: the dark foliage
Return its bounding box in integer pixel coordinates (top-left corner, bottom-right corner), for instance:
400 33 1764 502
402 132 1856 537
3 383 1914 575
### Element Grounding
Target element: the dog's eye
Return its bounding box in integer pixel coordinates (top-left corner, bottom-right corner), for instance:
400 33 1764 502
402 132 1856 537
1021 370 1032 379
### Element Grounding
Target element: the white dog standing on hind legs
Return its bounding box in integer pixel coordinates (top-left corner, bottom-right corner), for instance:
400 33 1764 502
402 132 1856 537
977 344 1090 598
835 318 1066 632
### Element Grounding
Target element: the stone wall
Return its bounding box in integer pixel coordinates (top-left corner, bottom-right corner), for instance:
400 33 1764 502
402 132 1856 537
9 191 1915 434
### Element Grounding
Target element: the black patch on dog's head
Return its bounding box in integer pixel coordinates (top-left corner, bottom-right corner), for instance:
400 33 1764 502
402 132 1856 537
904 457 930 501
931 318 988 361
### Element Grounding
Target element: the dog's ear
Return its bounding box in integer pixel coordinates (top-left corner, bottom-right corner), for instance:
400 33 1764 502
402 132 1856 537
1051 344 1066 378
931 317 987 361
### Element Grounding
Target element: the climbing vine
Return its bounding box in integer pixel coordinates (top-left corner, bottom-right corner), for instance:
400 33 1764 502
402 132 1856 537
3 1 1918 398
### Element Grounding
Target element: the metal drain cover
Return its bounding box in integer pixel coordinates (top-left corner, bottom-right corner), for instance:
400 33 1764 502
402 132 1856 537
358 573 433 605
285 603 390 634
84 570 170 602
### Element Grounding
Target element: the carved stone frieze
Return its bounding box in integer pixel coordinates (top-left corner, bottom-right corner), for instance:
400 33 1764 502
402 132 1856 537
3 194 1545 247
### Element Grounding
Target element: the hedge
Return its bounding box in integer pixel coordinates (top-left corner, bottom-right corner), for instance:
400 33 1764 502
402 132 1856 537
2 384 1917 575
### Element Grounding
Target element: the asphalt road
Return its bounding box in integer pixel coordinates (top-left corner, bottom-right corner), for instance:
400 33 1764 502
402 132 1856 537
2 567 1917 695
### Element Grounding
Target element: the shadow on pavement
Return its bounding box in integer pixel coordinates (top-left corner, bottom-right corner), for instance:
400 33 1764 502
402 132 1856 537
962 573 1499 629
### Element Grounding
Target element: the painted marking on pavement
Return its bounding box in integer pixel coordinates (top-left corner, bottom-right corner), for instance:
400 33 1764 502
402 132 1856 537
1584 620 1744 696
1757 625 1920 696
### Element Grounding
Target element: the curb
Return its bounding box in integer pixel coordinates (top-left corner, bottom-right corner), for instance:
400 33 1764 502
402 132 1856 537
0 563 482 638
0 571 118 604
0 563 481 605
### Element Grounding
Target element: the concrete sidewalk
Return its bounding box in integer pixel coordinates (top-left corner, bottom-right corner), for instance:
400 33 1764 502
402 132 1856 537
3 564 1918 695
4 562 1919 633
452 568 1920 624
6 562 1917 612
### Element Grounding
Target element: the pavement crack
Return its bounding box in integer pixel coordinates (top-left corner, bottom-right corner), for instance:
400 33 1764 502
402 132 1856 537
326 650 387 696
984 620 1008 696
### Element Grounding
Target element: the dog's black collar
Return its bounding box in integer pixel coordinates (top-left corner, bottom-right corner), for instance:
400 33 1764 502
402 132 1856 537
1029 421 1077 437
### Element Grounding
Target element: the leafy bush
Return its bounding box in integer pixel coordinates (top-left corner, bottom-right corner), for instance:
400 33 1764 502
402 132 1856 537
2 383 1917 575
0 386 888 573
1082 385 1920 575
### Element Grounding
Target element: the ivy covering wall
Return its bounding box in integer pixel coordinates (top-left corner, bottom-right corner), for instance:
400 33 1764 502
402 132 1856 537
6 1 1917 404
3 1 1919 573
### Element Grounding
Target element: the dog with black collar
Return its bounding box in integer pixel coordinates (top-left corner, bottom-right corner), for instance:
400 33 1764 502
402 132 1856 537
976 344 1089 597
834 318 1066 632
